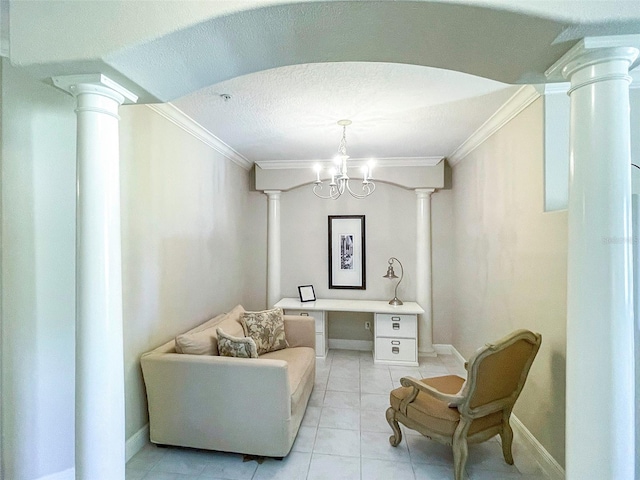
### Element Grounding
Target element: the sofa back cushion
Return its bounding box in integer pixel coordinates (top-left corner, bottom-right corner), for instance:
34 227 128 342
241 307 289 355
175 305 245 355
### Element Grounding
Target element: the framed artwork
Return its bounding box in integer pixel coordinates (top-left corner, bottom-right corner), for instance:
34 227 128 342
328 215 366 289
298 285 316 302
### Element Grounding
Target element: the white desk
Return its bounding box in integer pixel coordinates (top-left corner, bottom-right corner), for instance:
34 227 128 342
275 298 425 366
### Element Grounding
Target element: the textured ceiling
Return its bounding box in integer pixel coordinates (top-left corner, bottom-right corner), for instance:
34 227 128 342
172 62 518 163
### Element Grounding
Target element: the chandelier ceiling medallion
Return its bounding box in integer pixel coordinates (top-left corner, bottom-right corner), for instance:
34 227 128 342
313 120 375 200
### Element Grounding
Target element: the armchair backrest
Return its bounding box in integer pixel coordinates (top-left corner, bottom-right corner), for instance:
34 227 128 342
458 329 542 417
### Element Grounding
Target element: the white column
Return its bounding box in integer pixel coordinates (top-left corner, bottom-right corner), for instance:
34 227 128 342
265 190 282 307
547 38 639 479
53 74 137 480
415 188 436 356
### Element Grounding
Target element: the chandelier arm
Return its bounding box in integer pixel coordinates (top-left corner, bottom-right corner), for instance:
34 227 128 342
345 180 376 199
313 183 341 199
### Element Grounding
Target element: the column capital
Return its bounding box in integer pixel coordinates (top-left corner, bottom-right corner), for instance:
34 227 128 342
545 35 640 83
264 190 282 198
415 188 435 198
52 74 138 104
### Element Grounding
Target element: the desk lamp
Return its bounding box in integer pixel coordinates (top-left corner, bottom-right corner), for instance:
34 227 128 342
383 257 404 305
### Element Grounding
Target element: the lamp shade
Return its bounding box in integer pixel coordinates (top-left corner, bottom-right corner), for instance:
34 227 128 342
383 265 398 279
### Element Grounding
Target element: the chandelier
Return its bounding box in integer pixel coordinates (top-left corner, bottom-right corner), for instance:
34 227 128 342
313 120 375 199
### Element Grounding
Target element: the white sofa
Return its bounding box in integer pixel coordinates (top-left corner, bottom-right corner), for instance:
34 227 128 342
141 305 316 457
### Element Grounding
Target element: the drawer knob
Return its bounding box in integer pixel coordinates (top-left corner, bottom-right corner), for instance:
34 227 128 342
391 340 401 345
300 312 309 316
391 316 401 321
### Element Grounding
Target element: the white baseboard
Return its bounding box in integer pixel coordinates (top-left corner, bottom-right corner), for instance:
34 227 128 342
38 468 74 480
328 339 373 351
444 344 565 480
126 423 150 461
433 343 466 365
511 415 565 480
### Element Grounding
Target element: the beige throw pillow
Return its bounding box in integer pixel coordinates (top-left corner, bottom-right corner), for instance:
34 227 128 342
241 307 288 355
175 327 218 355
216 328 258 358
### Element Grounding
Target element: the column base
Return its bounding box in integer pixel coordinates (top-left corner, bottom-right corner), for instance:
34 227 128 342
418 348 437 358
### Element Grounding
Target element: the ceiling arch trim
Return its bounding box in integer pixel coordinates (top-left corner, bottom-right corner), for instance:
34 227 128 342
256 158 444 170
104 2 573 103
255 162 445 192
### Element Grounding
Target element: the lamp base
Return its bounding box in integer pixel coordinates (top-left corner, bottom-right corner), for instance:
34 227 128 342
388 297 404 306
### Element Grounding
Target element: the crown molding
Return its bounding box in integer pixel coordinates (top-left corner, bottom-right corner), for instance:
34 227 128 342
448 85 540 166
255 157 443 170
146 103 252 170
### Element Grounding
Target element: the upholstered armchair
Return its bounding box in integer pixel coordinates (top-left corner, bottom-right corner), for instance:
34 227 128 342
386 329 542 480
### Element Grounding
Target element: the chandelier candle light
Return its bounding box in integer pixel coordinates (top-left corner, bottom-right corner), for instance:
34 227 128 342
313 120 376 199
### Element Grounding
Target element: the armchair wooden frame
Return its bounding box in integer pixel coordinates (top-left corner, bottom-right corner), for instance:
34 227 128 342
386 329 542 480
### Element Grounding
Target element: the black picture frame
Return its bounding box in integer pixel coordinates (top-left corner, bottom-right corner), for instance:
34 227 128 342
298 285 316 302
328 215 366 289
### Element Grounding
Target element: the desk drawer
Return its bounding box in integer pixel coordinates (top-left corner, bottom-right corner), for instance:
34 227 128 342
375 314 417 338
285 309 324 333
376 338 417 363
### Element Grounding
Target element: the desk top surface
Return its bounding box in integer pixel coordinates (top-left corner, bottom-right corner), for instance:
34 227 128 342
275 297 424 315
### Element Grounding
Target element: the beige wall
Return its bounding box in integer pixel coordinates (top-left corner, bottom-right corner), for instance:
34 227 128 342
432 188 454 344
278 180 454 344
451 97 568 466
119 105 266 439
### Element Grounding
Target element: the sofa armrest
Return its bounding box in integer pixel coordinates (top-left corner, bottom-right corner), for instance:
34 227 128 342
141 352 292 448
283 315 315 349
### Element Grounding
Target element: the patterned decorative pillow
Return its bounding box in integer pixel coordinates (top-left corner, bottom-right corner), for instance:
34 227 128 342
216 328 258 359
241 308 289 355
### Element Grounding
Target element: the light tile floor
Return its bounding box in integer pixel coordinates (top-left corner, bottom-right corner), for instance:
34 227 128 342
127 350 550 480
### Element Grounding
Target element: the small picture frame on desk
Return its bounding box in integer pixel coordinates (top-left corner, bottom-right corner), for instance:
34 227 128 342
298 285 316 302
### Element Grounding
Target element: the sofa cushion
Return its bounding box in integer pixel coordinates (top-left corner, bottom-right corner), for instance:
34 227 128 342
260 346 315 411
175 305 245 355
241 308 288 355
217 328 258 358
175 327 218 355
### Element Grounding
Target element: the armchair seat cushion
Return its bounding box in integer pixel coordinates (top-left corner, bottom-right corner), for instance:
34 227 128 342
390 375 502 436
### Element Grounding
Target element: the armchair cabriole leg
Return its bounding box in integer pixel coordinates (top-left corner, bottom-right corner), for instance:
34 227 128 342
386 407 402 447
452 420 470 480
500 411 514 465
